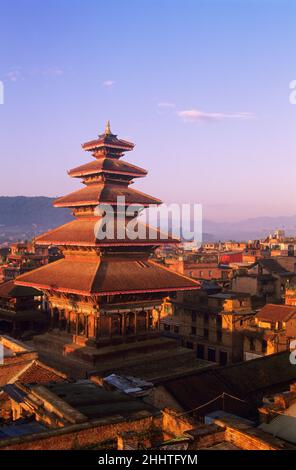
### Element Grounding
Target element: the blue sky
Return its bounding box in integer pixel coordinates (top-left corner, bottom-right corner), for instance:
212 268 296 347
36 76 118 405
0 0 295 222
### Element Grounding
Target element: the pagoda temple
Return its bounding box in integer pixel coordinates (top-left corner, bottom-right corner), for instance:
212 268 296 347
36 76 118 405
15 123 199 349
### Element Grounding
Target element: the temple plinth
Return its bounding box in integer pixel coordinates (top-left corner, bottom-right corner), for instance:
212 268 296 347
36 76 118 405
15 123 199 356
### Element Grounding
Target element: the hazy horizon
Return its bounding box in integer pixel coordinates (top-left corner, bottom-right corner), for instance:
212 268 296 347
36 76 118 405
0 0 295 223
1 194 296 225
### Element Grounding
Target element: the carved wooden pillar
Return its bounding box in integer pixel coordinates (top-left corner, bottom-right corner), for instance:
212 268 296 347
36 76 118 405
94 314 97 339
94 314 101 340
157 309 161 331
121 313 126 337
75 314 79 336
58 309 62 330
109 316 112 339
65 308 69 333
145 311 149 332
134 312 137 335
49 307 54 330
85 315 89 338
98 313 102 339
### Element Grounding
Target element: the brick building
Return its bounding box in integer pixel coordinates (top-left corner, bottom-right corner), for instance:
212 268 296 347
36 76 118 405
243 304 296 360
162 290 254 365
0 281 44 338
232 258 296 304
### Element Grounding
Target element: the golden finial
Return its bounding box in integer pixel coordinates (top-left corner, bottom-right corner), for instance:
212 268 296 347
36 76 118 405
105 120 111 135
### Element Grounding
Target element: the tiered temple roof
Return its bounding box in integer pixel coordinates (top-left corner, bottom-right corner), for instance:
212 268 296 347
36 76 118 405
33 219 177 247
68 158 147 179
54 183 161 208
16 123 199 296
14 257 198 296
81 121 134 155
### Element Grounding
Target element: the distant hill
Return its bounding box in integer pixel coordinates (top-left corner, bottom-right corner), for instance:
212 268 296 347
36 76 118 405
0 196 295 242
0 196 73 229
203 216 296 241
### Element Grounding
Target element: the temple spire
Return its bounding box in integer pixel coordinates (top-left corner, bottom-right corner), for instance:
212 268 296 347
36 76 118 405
83 123 134 156
105 120 111 135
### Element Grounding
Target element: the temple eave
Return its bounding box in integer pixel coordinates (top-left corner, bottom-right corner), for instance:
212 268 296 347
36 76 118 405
54 200 161 208
82 141 134 152
54 200 102 208
34 240 179 247
15 280 200 297
68 158 147 179
53 183 163 208
69 169 147 178
33 219 179 246
14 257 200 298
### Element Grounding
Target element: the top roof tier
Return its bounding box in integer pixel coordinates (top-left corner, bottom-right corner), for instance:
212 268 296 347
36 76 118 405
54 123 161 212
82 121 134 158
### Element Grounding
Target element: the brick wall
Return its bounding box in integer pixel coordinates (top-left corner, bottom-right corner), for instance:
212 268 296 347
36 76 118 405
162 408 194 438
224 427 278 450
0 414 162 450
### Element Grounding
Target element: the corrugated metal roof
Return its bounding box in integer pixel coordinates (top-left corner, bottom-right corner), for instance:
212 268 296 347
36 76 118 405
260 414 296 444
0 421 47 439
3 384 27 403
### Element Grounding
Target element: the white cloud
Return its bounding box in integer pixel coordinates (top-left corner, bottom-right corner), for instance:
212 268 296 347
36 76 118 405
157 102 176 108
5 68 23 82
33 67 65 77
4 66 65 82
102 80 116 87
50 67 64 76
177 109 255 122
